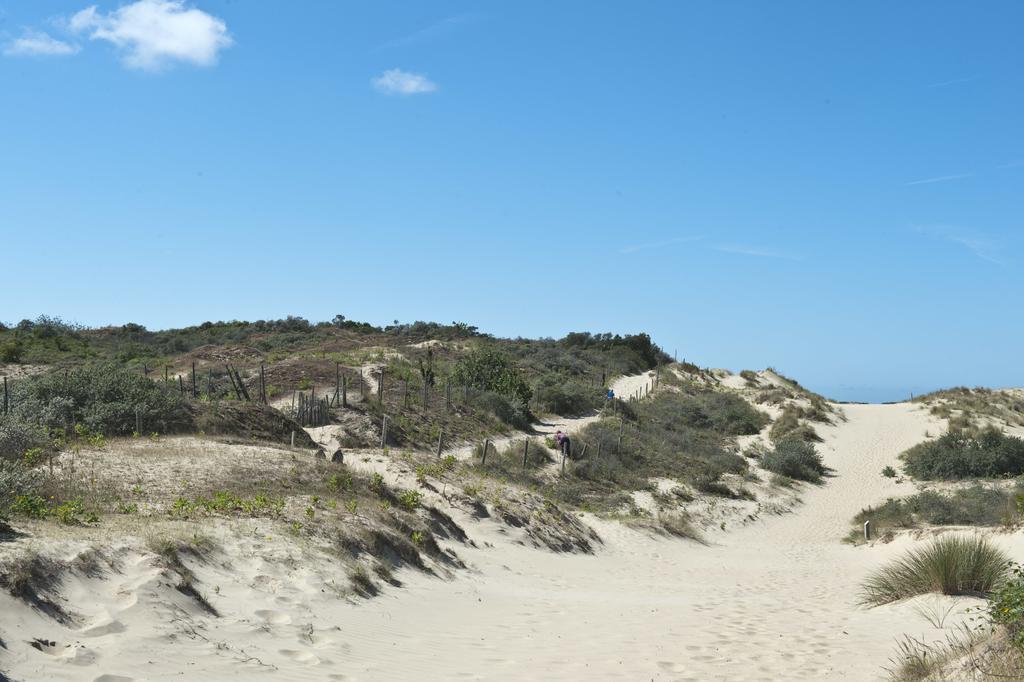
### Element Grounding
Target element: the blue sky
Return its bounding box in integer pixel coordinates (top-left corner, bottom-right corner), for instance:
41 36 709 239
1 1 1022 401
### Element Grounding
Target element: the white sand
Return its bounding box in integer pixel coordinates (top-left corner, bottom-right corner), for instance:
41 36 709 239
5 399 1024 680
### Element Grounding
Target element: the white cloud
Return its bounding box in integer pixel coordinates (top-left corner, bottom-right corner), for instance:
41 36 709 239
376 13 478 51
372 68 437 95
3 30 79 57
69 0 232 71
715 244 799 260
905 173 973 186
620 236 702 254
926 75 981 88
913 225 1005 266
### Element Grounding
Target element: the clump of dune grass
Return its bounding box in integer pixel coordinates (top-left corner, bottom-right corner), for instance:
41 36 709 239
860 535 1009 607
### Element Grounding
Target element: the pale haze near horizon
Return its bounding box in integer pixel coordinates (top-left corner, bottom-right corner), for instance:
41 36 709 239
1 1 1022 403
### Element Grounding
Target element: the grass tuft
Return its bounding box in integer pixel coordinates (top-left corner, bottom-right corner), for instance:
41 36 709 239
860 535 1009 606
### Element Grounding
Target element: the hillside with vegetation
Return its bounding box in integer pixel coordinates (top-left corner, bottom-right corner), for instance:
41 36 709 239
4 315 1024 680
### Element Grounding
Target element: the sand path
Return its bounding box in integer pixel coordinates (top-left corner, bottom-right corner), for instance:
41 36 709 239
324 402 981 680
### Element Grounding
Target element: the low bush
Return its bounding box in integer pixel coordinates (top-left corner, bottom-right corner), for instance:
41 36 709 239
0 418 47 461
901 428 1024 480
860 535 1009 606
645 389 769 437
989 563 1024 650
531 377 601 416
0 460 42 523
854 485 1022 533
8 364 189 436
769 406 821 444
760 439 826 483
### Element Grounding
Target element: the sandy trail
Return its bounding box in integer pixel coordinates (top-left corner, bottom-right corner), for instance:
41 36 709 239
319 402 984 680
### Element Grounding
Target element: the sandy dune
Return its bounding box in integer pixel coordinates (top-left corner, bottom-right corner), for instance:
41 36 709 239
5 395 1023 680
297 402 971 680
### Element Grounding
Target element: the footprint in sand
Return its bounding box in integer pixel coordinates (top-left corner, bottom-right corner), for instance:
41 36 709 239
278 649 320 664
94 676 135 682
80 619 127 637
255 609 291 625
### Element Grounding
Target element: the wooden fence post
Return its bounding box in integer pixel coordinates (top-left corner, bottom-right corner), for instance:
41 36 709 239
597 441 603 461
342 374 348 408
178 375 184 396
290 430 295 447
522 438 530 468
191 362 197 398
381 415 389 450
481 439 489 465
261 363 268 404
2 376 7 415
863 520 871 541
377 369 384 405
436 428 444 458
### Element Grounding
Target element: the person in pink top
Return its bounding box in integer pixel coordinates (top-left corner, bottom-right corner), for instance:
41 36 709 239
554 430 571 459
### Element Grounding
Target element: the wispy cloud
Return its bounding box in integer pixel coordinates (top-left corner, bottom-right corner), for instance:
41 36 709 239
69 0 232 71
372 68 437 95
905 173 973 186
926 75 981 88
997 159 1024 169
619 236 702 255
914 225 1005 266
3 29 79 57
376 13 478 51
714 244 799 260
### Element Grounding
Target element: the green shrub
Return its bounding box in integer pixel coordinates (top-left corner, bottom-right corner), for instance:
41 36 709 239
10 493 48 519
760 439 826 483
397 489 421 511
882 465 897 478
989 563 1024 649
860 535 1009 606
0 418 47 460
532 377 600 416
1 460 43 523
8 364 189 436
902 428 1024 480
451 346 532 407
769 406 821 444
473 390 531 430
854 484 1021 534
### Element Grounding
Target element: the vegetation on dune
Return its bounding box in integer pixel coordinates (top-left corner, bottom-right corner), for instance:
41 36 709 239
901 428 1024 480
853 484 1024 537
759 439 827 483
540 387 764 512
915 386 1024 429
860 535 1009 606
6 362 190 437
769 405 823 444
